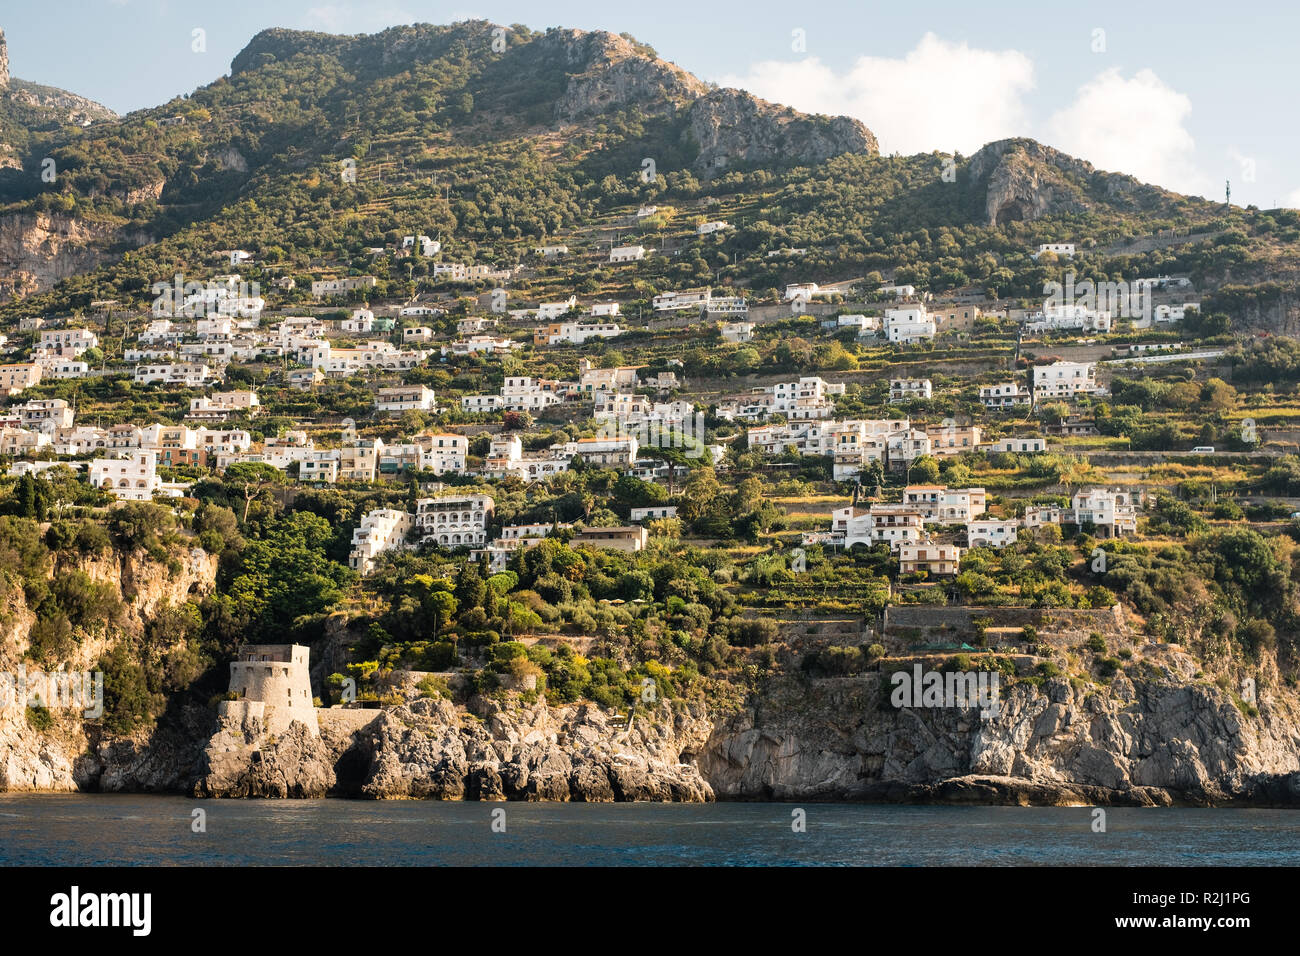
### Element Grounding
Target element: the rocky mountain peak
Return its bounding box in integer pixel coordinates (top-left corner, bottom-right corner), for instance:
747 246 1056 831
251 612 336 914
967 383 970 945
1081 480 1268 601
0 27 9 90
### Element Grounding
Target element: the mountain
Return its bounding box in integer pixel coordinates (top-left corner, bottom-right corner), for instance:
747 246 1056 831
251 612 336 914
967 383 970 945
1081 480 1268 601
0 20 1294 329
0 28 117 168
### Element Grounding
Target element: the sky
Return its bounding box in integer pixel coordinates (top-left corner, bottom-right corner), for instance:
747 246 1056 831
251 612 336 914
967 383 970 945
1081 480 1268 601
5 0 1298 209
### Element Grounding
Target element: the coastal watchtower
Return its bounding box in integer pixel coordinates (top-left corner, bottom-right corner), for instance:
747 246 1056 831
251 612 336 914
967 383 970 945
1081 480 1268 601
219 643 319 737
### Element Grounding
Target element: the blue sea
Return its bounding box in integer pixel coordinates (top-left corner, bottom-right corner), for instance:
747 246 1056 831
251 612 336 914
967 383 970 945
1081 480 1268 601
1 794 1298 865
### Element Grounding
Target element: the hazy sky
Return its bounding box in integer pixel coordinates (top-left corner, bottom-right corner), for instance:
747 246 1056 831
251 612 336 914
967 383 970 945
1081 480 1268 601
5 1 1297 209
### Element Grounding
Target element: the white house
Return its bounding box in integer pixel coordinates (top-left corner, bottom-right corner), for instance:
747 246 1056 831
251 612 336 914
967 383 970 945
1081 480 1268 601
980 383 1032 408
885 306 936 344
630 506 679 522
349 509 417 574
537 296 579 320
889 379 932 403
134 363 214 386
1033 360 1098 400
653 288 711 312
829 503 925 551
89 451 161 501
533 322 621 346
1033 243 1076 259
985 436 1047 454
721 322 755 343
966 518 1020 549
375 385 437 413
610 245 646 263
416 433 467 474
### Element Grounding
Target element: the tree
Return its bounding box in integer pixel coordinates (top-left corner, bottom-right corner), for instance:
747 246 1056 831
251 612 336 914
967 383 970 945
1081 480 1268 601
224 462 286 523
908 456 941 485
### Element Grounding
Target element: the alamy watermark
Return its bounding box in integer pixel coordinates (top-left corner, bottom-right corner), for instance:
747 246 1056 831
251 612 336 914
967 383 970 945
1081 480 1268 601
151 272 263 318
890 664 1000 718
1041 271 1153 326
0 666 104 718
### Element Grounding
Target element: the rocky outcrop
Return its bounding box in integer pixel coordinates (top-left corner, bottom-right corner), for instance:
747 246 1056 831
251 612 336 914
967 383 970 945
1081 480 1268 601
192 715 334 798
968 139 1092 226
0 28 8 91
0 545 218 792
7 79 116 126
352 696 713 801
544 28 876 173
967 137 1176 227
0 212 152 299
547 29 706 123
700 671 1300 805
686 89 877 174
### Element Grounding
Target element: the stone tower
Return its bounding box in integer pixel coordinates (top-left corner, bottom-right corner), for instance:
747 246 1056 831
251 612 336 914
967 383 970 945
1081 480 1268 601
219 643 319 737
0 29 9 90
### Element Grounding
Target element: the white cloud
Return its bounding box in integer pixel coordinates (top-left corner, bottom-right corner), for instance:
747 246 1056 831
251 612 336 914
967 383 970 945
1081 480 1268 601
714 33 1036 156
1044 68 1211 199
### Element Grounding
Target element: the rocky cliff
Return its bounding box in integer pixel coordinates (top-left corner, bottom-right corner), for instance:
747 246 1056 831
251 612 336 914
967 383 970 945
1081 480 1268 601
0 212 152 299
699 669 1300 806
0 546 218 792
968 138 1169 227
7 79 116 127
188 694 713 801
544 28 877 173
685 89 877 174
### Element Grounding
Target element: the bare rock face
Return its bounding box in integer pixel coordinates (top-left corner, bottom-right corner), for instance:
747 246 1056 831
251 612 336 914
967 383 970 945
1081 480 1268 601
0 212 153 300
968 139 1093 226
6 80 116 126
78 705 217 793
686 89 878 174
192 716 334 798
544 28 876 174
356 696 714 802
549 29 706 123
700 671 1300 805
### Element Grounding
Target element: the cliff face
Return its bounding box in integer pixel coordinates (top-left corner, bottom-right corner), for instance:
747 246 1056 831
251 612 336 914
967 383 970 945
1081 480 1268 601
0 212 152 299
349 696 713 801
699 670 1300 806
967 137 1172 227
0 547 218 793
183 694 713 801
545 28 877 173
686 89 878 174
969 139 1092 226
548 29 707 123
7 79 116 126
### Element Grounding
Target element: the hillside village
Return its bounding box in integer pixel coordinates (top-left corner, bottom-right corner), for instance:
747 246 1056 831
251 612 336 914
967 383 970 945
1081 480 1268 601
3 20 1300 807
0 243 1217 588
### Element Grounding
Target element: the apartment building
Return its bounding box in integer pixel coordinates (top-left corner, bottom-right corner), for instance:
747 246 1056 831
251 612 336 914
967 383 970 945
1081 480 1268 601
889 379 932 403
416 494 495 547
925 423 982 457
375 385 437 413
980 382 1032 408
1033 360 1098 400
349 509 417 574
899 541 962 576
903 485 988 523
